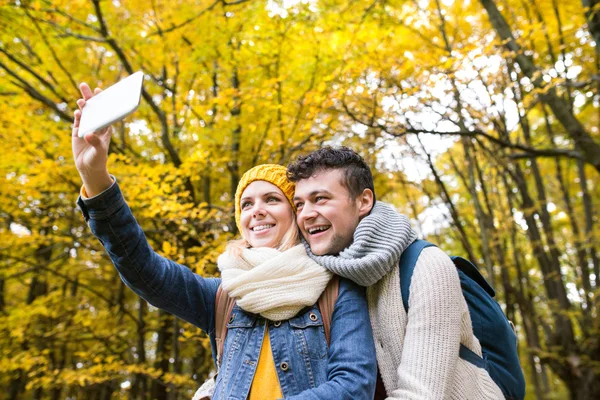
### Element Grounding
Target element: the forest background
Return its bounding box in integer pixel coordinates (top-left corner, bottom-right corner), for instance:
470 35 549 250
1 0 599 399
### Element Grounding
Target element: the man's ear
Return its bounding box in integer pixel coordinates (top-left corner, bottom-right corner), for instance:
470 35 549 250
357 188 374 218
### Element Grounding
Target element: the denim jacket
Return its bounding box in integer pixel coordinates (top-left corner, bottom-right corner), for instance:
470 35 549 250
77 181 377 399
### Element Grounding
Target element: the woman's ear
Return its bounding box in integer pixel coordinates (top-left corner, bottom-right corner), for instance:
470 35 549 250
357 188 374 218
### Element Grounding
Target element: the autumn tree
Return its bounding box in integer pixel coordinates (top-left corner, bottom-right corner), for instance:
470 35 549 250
2 0 599 399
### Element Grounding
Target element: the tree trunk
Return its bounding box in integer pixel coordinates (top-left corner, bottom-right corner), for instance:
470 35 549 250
229 66 241 234
397 173 425 235
542 108 595 317
203 173 212 207
8 371 24 400
511 164 575 344
32 387 43 400
582 0 600 56
479 0 600 171
566 372 600 400
415 136 476 260
151 310 173 400
577 159 600 289
462 137 495 286
170 317 182 400
518 111 587 320
0 276 4 313
132 299 148 400
502 173 549 399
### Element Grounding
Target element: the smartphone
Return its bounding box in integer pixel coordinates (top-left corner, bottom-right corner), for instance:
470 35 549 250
78 71 144 137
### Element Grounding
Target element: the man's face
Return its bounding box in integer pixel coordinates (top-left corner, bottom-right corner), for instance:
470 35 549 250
294 169 369 255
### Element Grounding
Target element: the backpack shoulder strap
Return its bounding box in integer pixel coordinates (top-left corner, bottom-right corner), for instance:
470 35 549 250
451 256 496 297
317 275 340 346
399 240 436 312
215 285 236 369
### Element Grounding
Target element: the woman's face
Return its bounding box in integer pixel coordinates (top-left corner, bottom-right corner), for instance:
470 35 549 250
239 180 294 248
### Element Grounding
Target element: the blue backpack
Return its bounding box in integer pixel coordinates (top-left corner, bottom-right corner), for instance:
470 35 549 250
400 240 526 400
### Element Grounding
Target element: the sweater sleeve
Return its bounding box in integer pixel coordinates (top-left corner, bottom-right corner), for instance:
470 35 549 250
387 246 463 400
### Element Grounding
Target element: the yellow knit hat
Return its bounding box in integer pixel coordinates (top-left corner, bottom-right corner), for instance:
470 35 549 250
234 164 295 234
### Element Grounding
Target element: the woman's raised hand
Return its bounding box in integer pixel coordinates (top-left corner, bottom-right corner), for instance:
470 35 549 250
72 82 114 197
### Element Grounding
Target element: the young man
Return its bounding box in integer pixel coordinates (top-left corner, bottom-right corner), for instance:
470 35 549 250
288 147 505 399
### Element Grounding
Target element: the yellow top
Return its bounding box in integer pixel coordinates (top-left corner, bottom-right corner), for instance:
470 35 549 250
248 326 283 399
80 185 90 199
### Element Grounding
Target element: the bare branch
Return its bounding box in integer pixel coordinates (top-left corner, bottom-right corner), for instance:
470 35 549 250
26 2 101 32
5 254 140 328
0 61 73 122
26 15 106 42
24 8 80 92
91 0 182 168
341 96 585 162
401 127 583 161
147 0 220 37
223 0 252 4
0 46 69 104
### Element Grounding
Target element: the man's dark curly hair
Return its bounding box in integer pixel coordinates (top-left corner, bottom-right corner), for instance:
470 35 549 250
287 146 376 202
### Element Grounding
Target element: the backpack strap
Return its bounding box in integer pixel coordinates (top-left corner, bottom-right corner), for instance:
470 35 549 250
215 285 236 369
399 240 436 312
451 256 495 297
317 275 340 346
400 242 497 373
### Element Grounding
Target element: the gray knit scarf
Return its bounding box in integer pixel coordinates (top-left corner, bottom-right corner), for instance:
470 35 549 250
304 201 418 286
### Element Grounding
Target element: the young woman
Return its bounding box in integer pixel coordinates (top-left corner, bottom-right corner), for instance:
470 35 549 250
72 83 377 399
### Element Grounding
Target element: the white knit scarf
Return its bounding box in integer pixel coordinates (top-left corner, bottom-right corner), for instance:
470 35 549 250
218 244 332 321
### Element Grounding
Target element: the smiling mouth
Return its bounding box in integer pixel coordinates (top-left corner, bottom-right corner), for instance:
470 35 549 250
252 224 275 232
307 226 331 235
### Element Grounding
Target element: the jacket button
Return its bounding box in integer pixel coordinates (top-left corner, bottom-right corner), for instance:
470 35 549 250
280 362 289 371
228 314 235 323
309 313 318 322
273 321 281 327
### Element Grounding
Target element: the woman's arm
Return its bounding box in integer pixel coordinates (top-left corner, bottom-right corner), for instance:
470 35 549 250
71 82 219 332
78 180 220 332
287 278 377 400
71 83 219 332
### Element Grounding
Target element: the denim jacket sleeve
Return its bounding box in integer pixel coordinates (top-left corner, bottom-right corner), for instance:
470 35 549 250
287 278 377 400
76 179 220 334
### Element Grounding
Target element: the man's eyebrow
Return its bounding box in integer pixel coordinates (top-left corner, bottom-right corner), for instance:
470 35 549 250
293 190 332 201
